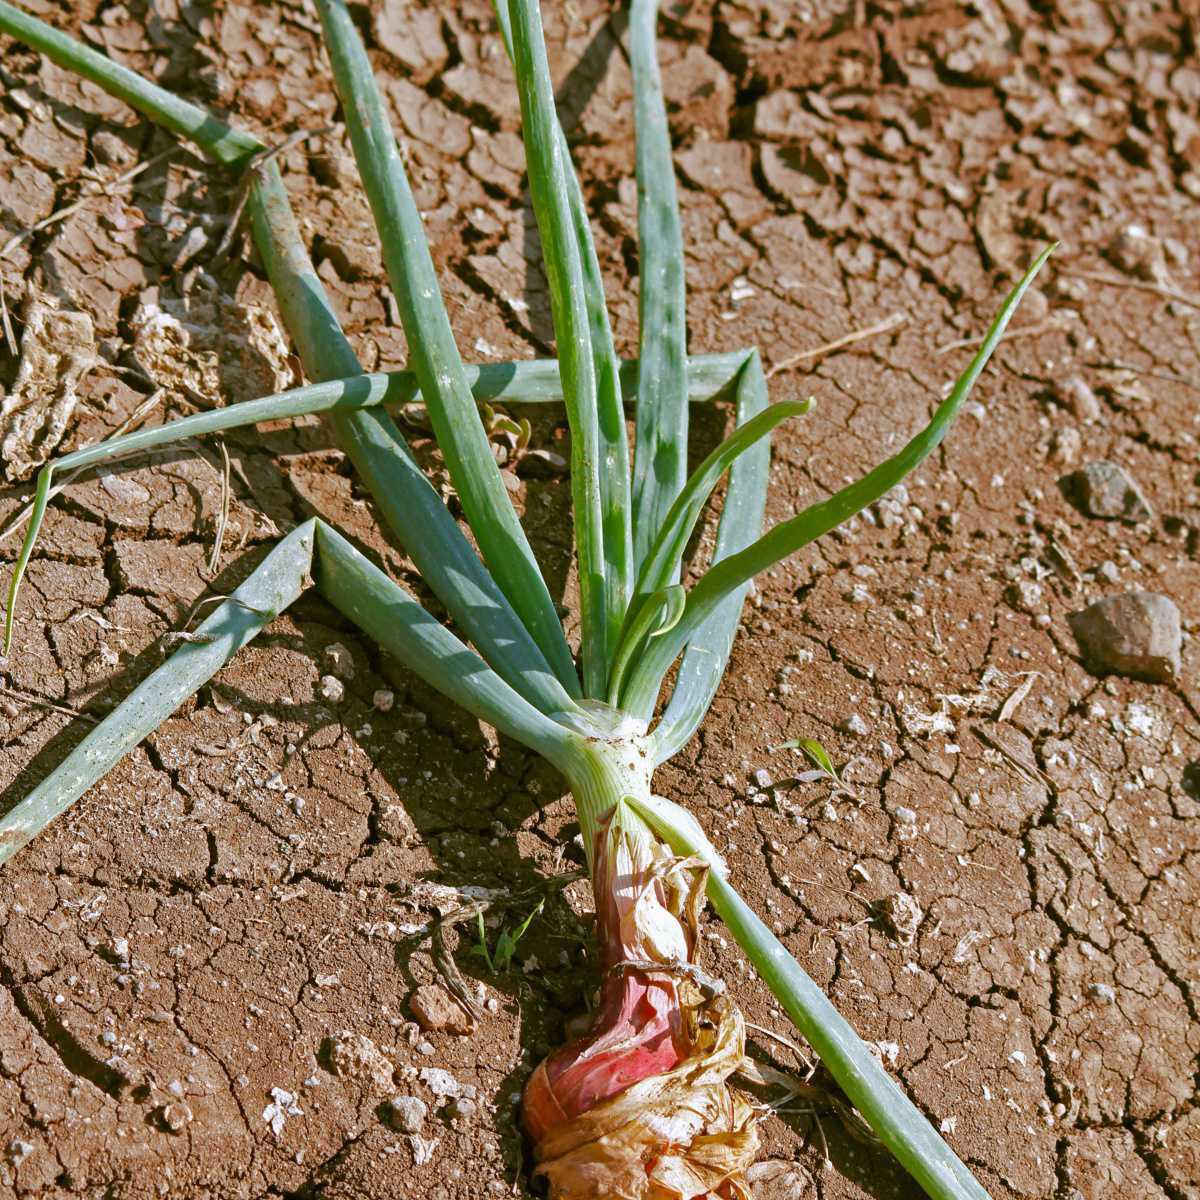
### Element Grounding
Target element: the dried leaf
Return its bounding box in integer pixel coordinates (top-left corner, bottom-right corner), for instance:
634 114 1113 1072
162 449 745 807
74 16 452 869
0 292 98 480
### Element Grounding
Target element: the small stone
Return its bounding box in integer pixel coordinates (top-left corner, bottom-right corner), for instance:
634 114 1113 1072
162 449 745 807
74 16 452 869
323 642 356 679
1068 592 1182 683
1007 579 1044 613
1057 376 1102 422
447 1097 477 1120
894 805 917 824
1089 982 1116 1003
1071 460 1153 522
839 713 869 736
1048 425 1081 465
1097 560 1120 583
384 1094 428 1133
6 1139 34 1165
318 674 345 703
409 984 473 1036
874 891 923 946
156 1101 192 1134
418 1067 463 1098
373 689 395 712
752 768 773 789
1107 224 1170 283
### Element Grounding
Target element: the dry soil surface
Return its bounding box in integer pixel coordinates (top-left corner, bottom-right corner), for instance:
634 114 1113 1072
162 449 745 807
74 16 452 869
1 1 1199 1198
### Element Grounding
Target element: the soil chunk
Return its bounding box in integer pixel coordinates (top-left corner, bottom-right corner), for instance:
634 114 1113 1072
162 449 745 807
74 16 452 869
1068 592 1182 682
410 983 474 1035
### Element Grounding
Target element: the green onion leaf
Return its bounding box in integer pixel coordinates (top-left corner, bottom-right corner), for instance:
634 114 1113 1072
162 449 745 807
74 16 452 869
629 0 690 577
627 246 1057 722
505 0 618 697
650 350 772 764
314 0 580 699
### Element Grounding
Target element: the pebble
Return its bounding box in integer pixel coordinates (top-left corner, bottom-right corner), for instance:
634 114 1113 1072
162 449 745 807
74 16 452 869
384 1094 428 1133
419 1067 467 1099
1089 982 1116 1003
6 1140 34 1165
323 642 356 679
1057 375 1102 422
319 675 345 702
875 891 924 947
373 689 395 712
1072 460 1153 522
1068 592 1181 683
447 1097 477 1120
752 768 773 789
1048 426 1081 465
839 713 869 736
409 984 473 1036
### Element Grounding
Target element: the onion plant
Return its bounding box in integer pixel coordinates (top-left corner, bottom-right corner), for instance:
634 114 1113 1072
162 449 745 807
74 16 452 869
0 2 1052 1196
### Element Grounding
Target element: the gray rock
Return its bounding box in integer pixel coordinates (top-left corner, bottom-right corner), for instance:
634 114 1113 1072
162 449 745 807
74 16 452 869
1071 460 1153 522
1068 592 1182 683
384 1095 428 1133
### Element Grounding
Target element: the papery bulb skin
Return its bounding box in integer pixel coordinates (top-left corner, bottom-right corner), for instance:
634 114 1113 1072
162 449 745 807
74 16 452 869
523 810 761 1199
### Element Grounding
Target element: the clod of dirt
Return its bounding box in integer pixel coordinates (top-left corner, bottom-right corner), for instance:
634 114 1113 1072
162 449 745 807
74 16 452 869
156 1101 193 1134
1069 460 1153 522
319 674 345 703
839 713 869 736
409 983 474 1035
1048 426 1082 466
874 890 924 946
1106 224 1172 285
0 292 98 480
322 1030 396 1094
1068 592 1182 683
745 1158 815 1198
383 1094 428 1134
1056 375 1103 422
130 275 294 404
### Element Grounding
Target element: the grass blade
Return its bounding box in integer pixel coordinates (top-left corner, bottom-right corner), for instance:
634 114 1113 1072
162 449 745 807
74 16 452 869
0 520 317 868
505 0 614 698
313 523 576 766
626 791 991 1200
494 0 633 637
626 247 1056 722
314 0 579 698
629 0 689 575
650 351 773 763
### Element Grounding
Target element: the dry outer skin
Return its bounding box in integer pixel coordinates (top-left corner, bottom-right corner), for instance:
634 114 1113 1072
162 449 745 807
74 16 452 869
1 1 1198 1198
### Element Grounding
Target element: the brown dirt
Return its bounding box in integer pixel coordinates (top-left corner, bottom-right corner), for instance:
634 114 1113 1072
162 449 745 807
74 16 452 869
1 1 1198 1198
